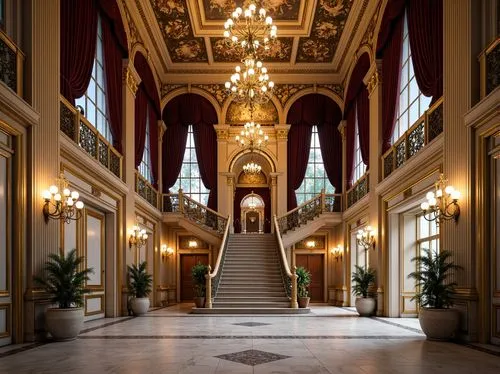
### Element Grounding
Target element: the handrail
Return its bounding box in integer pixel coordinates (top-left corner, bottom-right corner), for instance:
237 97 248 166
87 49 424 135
0 29 25 96
135 171 159 209
274 215 298 309
479 36 500 98
205 215 232 309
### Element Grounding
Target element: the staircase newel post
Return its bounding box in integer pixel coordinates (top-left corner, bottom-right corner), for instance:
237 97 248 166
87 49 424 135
320 188 325 213
291 266 298 309
206 265 212 309
178 188 184 214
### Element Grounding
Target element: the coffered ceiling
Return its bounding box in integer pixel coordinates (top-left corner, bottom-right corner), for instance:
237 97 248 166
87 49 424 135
125 0 382 85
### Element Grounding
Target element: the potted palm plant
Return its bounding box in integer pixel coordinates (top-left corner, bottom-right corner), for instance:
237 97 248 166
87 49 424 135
191 262 208 308
127 261 153 316
34 248 93 341
296 266 311 308
351 265 376 316
408 248 462 340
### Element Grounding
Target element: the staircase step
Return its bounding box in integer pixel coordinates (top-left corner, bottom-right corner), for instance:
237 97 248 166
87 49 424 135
216 291 286 297
214 296 289 303
212 302 290 308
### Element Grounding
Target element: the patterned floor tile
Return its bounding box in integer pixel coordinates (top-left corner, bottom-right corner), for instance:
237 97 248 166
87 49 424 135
232 322 271 327
215 349 290 366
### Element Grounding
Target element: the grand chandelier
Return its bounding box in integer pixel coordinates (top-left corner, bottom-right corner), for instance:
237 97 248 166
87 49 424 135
243 161 262 175
235 119 269 150
223 3 277 58
224 58 274 109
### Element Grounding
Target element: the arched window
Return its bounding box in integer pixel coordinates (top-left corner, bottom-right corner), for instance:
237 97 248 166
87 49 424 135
392 13 432 143
295 125 336 205
139 106 153 183
75 16 113 144
171 125 210 205
241 194 264 209
353 109 366 182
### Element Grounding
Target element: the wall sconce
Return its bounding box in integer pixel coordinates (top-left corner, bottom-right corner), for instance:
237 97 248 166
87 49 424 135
306 240 316 248
330 245 343 262
188 240 198 248
129 225 148 250
161 245 174 261
42 173 84 224
357 226 375 251
420 173 460 224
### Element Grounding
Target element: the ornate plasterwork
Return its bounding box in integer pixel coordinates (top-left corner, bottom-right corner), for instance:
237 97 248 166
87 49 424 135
361 0 382 46
161 84 187 97
121 0 142 46
193 84 229 106
123 67 139 96
273 84 313 106
367 70 380 95
215 128 229 140
318 83 344 98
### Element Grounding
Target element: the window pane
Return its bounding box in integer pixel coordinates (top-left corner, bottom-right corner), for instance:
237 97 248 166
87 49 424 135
409 101 420 125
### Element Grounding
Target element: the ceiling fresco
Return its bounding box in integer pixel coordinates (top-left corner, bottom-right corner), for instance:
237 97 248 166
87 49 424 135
146 0 364 69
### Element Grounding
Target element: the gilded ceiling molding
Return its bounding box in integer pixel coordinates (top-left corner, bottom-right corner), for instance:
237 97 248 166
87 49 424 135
361 0 383 47
317 84 344 98
161 84 187 97
273 84 314 107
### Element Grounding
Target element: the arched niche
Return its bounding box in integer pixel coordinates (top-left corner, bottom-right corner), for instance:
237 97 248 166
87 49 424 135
240 193 265 234
284 88 344 121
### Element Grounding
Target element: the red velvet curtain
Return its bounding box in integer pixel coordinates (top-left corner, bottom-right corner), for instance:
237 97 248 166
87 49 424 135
60 0 98 104
100 0 128 154
356 88 370 167
134 89 148 168
233 187 271 233
407 0 443 103
192 98 218 210
317 100 343 192
286 99 312 211
345 105 356 188
149 106 159 188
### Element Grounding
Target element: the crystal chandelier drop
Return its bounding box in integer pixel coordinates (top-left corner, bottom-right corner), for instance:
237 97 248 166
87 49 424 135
224 58 274 109
223 3 277 58
235 119 269 150
243 161 262 175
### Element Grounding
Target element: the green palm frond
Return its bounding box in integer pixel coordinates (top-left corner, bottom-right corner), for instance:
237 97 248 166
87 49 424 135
191 263 208 297
34 249 93 309
408 248 462 308
296 266 311 297
127 261 153 298
351 265 376 298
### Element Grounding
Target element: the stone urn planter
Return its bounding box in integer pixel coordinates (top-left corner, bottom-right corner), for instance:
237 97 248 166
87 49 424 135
355 297 376 317
45 307 84 341
130 297 150 316
298 296 310 308
419 308 460 340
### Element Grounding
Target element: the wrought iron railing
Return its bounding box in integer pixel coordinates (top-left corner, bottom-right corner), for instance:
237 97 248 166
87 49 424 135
347 172 369 209
273 215 298 308
205 216 231 308
382 97 443 179
161 190 228 236
276 192 342 235
479 36 500 98
59 96 122 178
0 29 24 96
135 171 158 209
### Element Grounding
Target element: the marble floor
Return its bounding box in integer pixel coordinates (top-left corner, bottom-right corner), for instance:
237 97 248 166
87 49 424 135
1 304 499 373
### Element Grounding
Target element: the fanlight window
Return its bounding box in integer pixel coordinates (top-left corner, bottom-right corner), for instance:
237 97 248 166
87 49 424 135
241 194 264 209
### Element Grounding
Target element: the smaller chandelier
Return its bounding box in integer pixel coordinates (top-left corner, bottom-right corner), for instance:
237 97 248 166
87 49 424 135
225 58 274 109
420 173 460 224
223 3 277 58
243 161 261 175
235 120 269 150
42 174 84 224
357 226 375 251
129 225 148 250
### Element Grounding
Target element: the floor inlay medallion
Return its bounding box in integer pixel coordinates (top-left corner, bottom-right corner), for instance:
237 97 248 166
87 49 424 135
232 322 271 327
215 349 290 366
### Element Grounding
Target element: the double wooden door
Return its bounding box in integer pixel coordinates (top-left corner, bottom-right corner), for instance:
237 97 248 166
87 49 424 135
180 254 209 301
295 254 324 302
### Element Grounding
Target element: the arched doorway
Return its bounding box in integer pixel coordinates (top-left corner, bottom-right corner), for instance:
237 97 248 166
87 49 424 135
240 193 265 233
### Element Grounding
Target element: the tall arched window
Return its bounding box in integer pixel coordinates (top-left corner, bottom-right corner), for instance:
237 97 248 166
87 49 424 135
353 109 366 182
171 125 210 205
139 106 153 183
392 13 432 143
75 16 113 144
295 125 336 205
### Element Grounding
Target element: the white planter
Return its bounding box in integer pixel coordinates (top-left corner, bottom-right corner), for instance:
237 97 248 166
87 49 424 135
419 308 460 340
131 297 150 316
355 297 376 317
45 307 84 341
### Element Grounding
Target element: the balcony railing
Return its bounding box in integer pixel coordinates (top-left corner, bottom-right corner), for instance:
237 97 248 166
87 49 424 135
59 96 122 179
346 172 369 209
0 29 24 96
135 171 159 209
162 190 228 236
382 97 443 179
277 191 342 235
479 36 500 99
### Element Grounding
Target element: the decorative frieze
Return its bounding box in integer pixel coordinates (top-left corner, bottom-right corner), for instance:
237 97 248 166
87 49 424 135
193 84 229 106
121 0 142 46
161 84 186 97
272 84 313 106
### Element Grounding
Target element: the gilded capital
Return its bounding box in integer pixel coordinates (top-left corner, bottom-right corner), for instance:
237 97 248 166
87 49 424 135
159 121 167 140
337 121 346 140
275 124 291 140
367 70 380 96
123 66 139 96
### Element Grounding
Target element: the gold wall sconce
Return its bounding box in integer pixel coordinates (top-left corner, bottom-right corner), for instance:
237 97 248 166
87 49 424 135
357 226 375 251
42 174 84 224
330 245 343 262
420 173 460 224
306 240 316 248
129 225 148 250
161 245 174 261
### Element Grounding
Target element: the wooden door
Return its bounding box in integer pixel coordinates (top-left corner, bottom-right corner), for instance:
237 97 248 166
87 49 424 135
246 211 259 233
296 254 324 302
180 254 208 301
